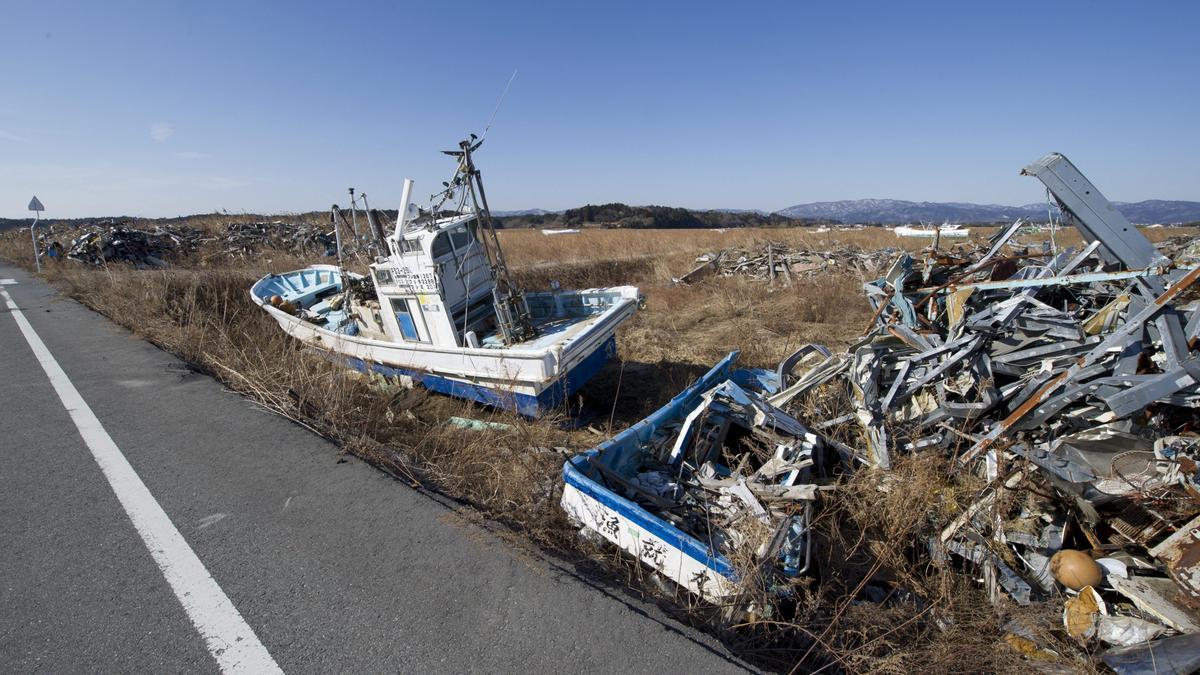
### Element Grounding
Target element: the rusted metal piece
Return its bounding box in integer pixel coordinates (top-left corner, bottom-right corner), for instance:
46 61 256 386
1149 514 1200 603
958 371 1070 465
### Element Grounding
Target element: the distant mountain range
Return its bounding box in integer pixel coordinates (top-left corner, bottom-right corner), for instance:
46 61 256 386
492 209 554 217
497 199 1200 226
774 199 1200 225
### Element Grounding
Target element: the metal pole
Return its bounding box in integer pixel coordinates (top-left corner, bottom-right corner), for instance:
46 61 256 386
349 188 358 243
359 192 372 247
461 141 533 343
330 205 350 315
359 192 384 252
331 206 344 271
31 211 41 273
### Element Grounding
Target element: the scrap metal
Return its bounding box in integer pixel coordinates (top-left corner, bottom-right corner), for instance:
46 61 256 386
771 152 1200 662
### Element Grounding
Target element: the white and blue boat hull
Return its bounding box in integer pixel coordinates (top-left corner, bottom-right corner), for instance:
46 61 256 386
561 353 746 600
251 265 639 417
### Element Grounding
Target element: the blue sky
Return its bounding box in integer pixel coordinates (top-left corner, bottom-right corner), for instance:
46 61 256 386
2 1 1197 218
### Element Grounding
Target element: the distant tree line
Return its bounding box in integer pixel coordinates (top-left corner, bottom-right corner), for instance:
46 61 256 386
496 203 834 229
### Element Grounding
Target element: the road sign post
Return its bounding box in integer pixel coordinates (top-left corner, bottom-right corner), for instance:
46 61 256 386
28 196 44 273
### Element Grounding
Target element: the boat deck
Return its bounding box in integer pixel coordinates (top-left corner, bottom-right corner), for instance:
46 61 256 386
482 316 592 350
298 296 600 349
254 268 636 355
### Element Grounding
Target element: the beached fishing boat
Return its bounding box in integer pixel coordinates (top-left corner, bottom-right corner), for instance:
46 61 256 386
561 352 822 602
251 136 640 416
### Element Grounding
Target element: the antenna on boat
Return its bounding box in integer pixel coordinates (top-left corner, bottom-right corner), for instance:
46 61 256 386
348 187 359 245
481 70 517 143
442 134 536 345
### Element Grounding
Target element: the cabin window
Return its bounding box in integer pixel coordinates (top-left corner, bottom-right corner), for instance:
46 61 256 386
390 298 428 342
450 226 475 251
391 238 420 255
373 268 393 285
431 232 453 259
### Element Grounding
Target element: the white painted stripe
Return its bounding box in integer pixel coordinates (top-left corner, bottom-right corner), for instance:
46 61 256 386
0 288 282 674
0 278 17 284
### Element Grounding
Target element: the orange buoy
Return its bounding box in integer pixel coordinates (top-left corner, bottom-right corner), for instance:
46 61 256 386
1050 550 1103 590
269 295 284 306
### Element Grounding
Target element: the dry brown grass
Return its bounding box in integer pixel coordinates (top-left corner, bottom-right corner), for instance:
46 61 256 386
499 224 1197 287
499 226 962 269
5 221 1190 672
22 262 583 547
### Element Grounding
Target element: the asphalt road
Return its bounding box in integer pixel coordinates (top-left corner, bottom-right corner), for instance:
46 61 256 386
0 262 750 673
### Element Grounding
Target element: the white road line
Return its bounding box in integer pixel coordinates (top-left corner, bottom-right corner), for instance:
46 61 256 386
1 287 282 674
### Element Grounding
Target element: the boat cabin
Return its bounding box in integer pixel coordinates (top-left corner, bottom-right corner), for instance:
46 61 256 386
367 212 500 349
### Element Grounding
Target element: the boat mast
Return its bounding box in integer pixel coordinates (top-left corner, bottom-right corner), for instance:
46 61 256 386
446 135 536 345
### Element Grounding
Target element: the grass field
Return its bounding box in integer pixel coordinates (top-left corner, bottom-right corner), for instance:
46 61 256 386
3 220 1195 672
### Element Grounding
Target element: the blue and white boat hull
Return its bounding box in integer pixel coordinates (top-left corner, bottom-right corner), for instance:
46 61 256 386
561 354 743 600
344 334 617 417
561 350 821 602
251 265 639 417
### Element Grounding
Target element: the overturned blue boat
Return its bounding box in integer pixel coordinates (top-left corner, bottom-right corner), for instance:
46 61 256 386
561 352 826 602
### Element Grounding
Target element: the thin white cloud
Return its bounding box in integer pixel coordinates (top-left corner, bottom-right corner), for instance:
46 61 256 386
0 129 29 143
176 151 210 159
150 122 174 142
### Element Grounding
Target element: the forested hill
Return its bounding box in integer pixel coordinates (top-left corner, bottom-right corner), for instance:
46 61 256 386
497 203 829 229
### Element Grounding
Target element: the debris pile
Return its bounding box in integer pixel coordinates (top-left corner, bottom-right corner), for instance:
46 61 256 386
1160 234 1200 265
59 223 200 267
568 153 1200 668
31 219 361 267
675 242 902 284
773 153 1200 666
210 221 338 258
